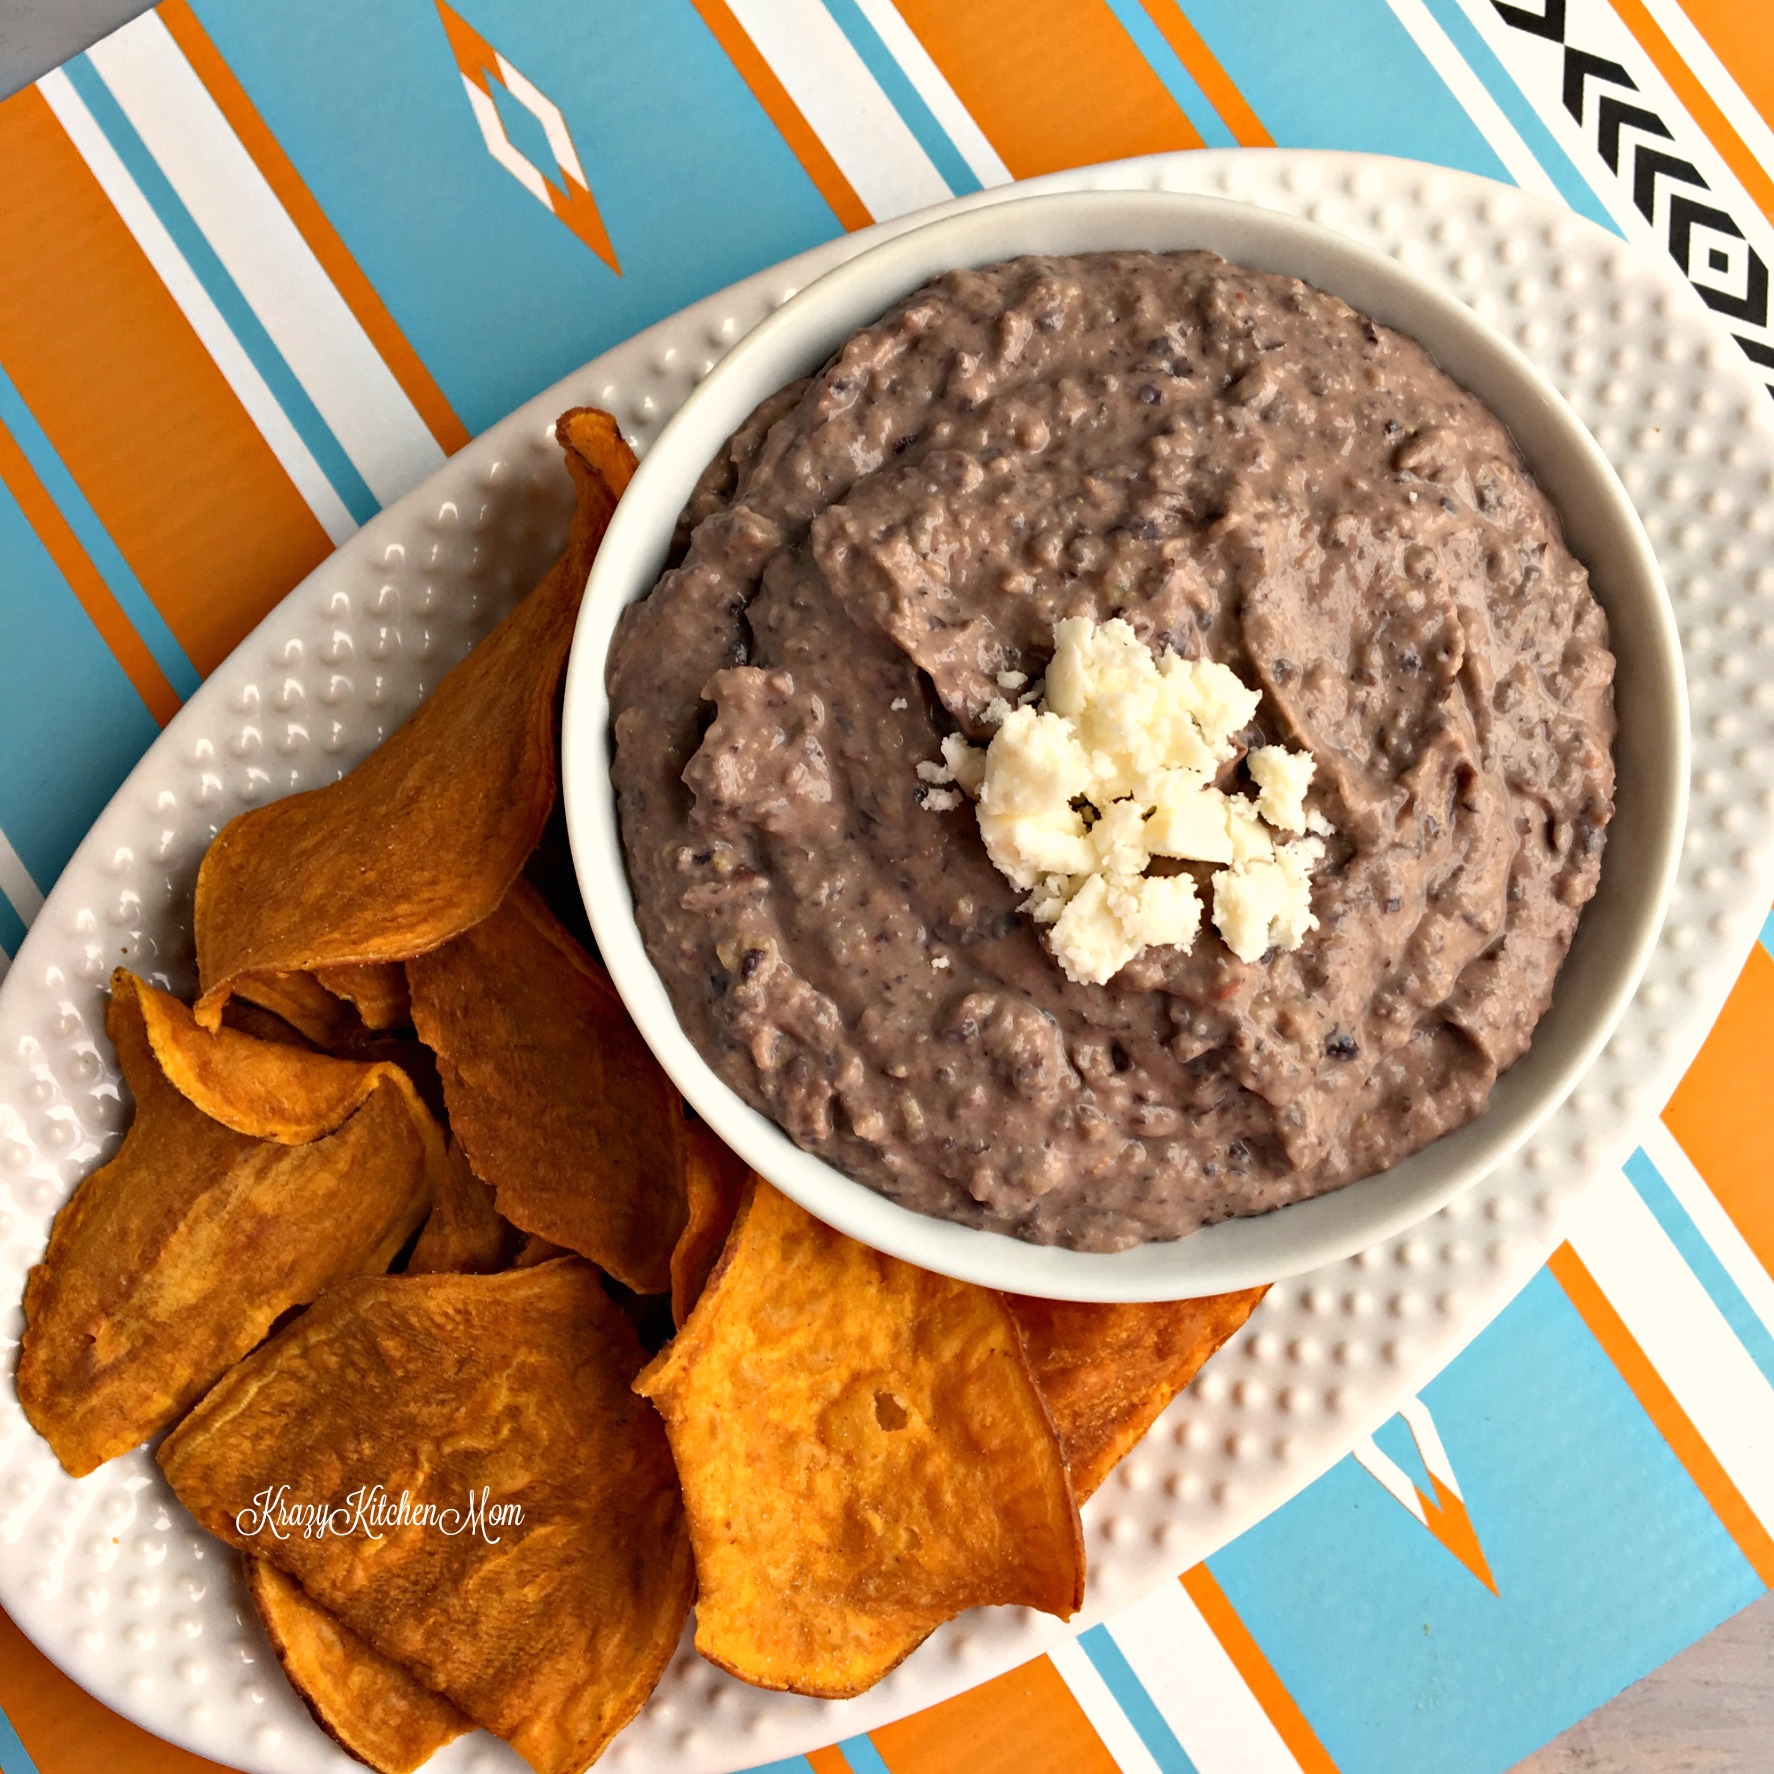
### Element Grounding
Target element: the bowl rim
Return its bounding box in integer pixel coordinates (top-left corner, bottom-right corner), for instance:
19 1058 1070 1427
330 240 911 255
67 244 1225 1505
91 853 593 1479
561 186 1688 1301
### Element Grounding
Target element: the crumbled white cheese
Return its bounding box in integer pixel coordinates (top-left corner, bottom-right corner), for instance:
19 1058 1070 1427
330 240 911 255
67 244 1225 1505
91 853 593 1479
1214 838 1324 963
890 697 908 711
916 758 954 785
997 669 1029 690
940 733 987 796
930 616 1324 983
921 787 962 813
1248 745 1315 835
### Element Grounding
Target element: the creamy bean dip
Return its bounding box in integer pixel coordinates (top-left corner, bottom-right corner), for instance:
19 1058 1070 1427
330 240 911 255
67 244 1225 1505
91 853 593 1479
608 251 1615 1251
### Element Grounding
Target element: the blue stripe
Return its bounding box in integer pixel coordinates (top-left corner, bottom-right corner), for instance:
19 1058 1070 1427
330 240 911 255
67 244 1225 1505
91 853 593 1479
1760 908 1773 961
836 1734 894 1774
1623 1147 1774 1391
62 56 379 528
0 1699 42 1774
819 0 982 195
1206 1267 1764 1774
1168 0 1514 178
187 0 846 439
1079 1623 1202 1773
738 1761 816 1774
0 893 26 961
1100 0 1239 148
1414 0 1621 234
0 476 158 891
0 366 200 702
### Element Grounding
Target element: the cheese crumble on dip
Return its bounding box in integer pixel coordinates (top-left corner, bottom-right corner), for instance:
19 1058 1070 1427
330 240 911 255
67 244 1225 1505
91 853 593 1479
934 614 1324 984
608 250 1615 1252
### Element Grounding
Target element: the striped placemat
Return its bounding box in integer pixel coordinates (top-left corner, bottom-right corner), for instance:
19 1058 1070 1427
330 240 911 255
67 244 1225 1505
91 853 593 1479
0 5 1769 1772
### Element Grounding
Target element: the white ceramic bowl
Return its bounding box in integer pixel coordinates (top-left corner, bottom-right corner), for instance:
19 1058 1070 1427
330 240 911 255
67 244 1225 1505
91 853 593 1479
561 189 1687 1300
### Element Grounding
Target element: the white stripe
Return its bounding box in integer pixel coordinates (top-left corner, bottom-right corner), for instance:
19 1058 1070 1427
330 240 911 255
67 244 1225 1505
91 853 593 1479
1108 1582 1305 1774
87 15 444 509
1641 1119 1774 1349
1350 1433 1431 1522
1047 1637 1165 1774
494 54 587 186
1384 0 1566 205
725 0 954 219
0 948 10 984
464 79 555 208
850 0 1013 188
0 827 44 927
1566 1168 1774 1532
34 70 355 546
1645 0 1774 199
1397 1395 1462 1498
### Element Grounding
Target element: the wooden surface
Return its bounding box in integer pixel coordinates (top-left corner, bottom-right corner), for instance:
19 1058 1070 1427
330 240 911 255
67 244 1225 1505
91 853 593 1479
1513 1591 1774 1773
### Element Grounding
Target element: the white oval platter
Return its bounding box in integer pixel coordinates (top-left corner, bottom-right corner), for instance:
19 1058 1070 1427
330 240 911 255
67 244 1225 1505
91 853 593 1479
0 150 1770 1774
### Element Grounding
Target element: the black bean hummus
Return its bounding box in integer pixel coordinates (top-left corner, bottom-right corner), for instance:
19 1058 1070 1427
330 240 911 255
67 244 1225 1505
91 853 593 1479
607 251 1615 1251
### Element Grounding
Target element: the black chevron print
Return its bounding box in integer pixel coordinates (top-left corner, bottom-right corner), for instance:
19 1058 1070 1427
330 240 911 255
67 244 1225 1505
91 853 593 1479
1596 95 1669 171
1562 49 1634 122
1492 0 1774 399
1495 0 1567 41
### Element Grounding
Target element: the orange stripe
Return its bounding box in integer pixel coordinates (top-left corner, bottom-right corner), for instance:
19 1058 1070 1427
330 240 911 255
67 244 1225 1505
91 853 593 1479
1137 1 1274 147
892 0 1204 181
1608 0 1774 225
807 1749 854 1774
0 1604 232 1774
1674 0 1774 151
1180 1564 1342 1774
1419 1473 1499 1595
0 417 179 725
0 86 332 678
157 0 471 455
1549 1242 1774 1586
1663 940 1774 1283
687 0 872 232
869 1654 1119 1774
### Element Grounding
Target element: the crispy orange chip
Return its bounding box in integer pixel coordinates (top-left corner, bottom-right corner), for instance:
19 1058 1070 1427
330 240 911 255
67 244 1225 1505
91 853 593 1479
314 962 412 1032
234 968 364 1048
192 409 637 1031
671 1115 749 1328
245 1560 471 1774
407 880 686 1293
510 1234 572 1269
18 977 440 1477
636 1181 1084 1697
120 970 397 1144
161 1262 693 1774
407 1140 519 1276
1006 1290 1268 1501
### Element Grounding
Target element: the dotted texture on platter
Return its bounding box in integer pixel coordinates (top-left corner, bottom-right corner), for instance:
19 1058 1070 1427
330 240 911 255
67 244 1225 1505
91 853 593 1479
1 151 1770 1774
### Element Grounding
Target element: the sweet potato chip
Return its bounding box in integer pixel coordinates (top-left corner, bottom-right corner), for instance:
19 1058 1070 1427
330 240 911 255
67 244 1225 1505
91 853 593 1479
635 1181 1084 1697
510 1234 571 1269
192 409 637 1031
160 1261 692 1774
18 979 441 1477
315 962 412 1032
234 968 363 1048
120 970 397 1145
245 1559 471 1774
407 880 686 1293
671 1115 749 1328
407 1140 519 1276
1006 1290 1268 1502
221 996 320 1048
